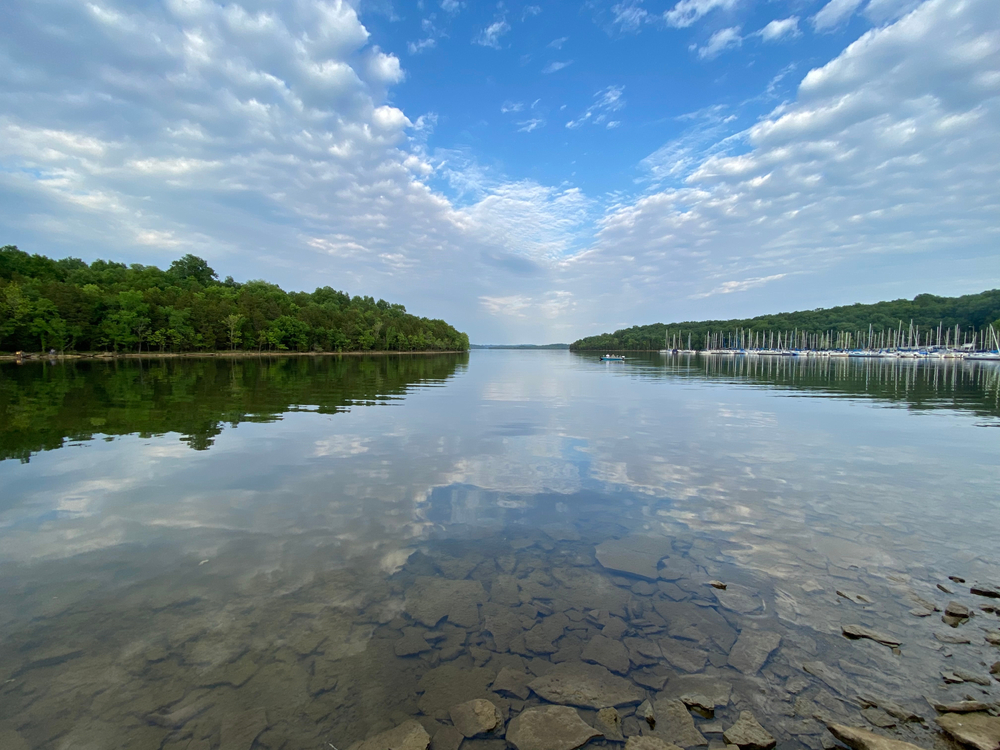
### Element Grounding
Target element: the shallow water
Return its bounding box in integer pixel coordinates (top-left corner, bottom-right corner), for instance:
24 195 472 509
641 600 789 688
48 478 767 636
0 352 998 750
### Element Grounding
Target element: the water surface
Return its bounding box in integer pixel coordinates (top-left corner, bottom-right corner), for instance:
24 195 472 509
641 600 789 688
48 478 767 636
1 352 998 750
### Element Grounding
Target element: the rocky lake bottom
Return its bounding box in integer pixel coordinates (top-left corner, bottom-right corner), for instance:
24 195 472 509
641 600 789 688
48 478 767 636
0 352 998 750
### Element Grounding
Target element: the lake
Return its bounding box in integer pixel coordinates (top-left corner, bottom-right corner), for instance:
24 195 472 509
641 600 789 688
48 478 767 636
0 351 998 750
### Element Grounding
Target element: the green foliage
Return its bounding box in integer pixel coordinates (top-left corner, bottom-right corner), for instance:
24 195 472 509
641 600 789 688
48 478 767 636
0 245 468 353
570 290 1000 350
0 354 468 462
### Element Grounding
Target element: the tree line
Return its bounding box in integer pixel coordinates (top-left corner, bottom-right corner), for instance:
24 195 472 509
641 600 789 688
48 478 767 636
570 290 1000 350
0 246 469 354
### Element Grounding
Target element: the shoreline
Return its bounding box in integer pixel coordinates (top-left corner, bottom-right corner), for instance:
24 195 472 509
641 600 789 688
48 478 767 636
0 349 469 363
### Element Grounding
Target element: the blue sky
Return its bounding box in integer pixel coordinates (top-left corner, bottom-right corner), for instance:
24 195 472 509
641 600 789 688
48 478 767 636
1 0 998 342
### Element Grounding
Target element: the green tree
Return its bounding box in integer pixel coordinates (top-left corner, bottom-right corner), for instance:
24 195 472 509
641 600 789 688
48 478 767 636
223 313 245 351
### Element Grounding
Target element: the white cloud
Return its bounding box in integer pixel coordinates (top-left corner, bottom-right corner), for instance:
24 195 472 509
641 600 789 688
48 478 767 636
367 47 405 84
697 27 742 59
501 100 525 113
758 17 800 42
523 6 542 19
664 0 738 29
566 85 625 128
548 36 569 49
690 274 788 298
517 119 545 132
408 38 436 54
812 0 864 31
542 60 573 74
611 1 649 33
441 0 463 12
474 18 510 48
577 0 1000 318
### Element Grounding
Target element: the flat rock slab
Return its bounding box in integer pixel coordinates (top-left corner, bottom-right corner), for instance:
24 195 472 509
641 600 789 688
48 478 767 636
648 698 707 748
431 726 464 750
713 585 764 614
417 664 497 715
220 708 268 750
627 738 684 750
971 583 1000 599
936 712 1000 750
662 676 732 708
597 707 626 743
837 591 873 606
659 639 707 673
933 701 994 714
582 635 631 675
506 705 601 750
395 628 432 656
492 667 532 699
406 577 486 628
596 536 670 580
934 631 971 644
842 625 901 648
826 724 928 750
450 699 503 738
349 720 431 750
727 630 781 675
529 662 644 708
723 712 775 750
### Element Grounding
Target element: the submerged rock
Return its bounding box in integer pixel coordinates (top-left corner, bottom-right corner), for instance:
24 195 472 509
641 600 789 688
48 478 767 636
727 630 781 675
946 602 972 618
861 708 896 729
680 693 717 719
406 577 486 628
936 712 1000 750
723 712 775 750
597 707 626 742
638 699 655 728
714 585 764 614
528 662 644 708
826 724 927 750
934 631 971 644
837 591 873 606
348 720 431 750
648 698 707 748
395 628 432 656
659 639 708 673
971 583 1000 599
506 705 601 750
450 699 503 738
932 701 994 713
841 625 901 647
582 635 631 675
627 738 684 750
492 667 532 700
220 708 268 750
431 726 464 750
595 536 669 580
941 669 991 686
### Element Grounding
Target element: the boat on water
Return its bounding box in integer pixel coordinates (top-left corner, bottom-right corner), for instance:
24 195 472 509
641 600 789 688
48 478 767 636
601 354 626 361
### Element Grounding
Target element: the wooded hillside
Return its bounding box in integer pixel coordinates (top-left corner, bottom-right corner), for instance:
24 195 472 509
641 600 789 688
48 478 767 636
0 245 469 353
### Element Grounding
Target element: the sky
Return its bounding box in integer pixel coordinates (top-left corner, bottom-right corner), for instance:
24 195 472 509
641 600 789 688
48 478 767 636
0 0 998 343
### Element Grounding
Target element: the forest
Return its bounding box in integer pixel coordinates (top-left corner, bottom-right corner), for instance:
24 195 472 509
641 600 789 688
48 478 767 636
570 289 1000 350
0 245 468 354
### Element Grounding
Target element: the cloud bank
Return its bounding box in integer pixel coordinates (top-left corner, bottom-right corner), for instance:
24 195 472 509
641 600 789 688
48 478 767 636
0 0 998 343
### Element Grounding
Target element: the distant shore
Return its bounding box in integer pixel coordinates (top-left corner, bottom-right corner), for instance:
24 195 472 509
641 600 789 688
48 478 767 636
0 350 468 363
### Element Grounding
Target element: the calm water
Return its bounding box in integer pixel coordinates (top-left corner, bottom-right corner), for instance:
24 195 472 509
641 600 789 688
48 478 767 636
0 352 998 750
